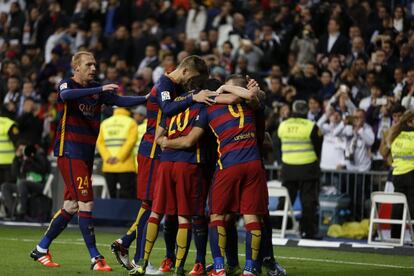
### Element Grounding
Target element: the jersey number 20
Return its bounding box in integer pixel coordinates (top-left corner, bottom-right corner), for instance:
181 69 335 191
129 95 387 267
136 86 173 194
168 108 190 135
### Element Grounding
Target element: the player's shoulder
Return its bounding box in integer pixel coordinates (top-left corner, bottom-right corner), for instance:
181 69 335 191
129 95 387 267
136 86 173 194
88 80 101 88
155 75 175 95
58 78 73 91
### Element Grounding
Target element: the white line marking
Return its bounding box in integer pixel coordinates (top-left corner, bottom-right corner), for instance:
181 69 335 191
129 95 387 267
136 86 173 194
1 237 413 270
298 239 341 248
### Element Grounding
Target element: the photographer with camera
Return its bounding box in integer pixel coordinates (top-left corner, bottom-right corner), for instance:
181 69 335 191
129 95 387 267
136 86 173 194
333 109 375 220
1 142 50 220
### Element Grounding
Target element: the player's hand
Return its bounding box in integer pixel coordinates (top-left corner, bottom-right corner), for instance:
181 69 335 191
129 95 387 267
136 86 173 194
102 84 119 92
145 93 151 99
160 136 168 151
247 78 259 90
107 157 119 164
193 90 218 106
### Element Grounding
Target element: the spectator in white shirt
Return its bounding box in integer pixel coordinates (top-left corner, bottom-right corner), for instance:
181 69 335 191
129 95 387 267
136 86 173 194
359 83 385 111
318 108 346 170
327 86 356 118
185 1 207 41
136 45 159 76
152 52 175 83
333 109 375 172
401 84 414 111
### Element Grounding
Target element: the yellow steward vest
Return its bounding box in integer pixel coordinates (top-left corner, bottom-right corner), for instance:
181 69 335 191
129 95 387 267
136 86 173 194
0 116 16 165
278 117 317 165
391 131 414 175
98 109 137 173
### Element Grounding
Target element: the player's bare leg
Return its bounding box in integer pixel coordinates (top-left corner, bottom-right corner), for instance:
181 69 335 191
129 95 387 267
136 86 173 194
30 200 78 268
209 214 227 276
77 201 112 271
242 215 262 276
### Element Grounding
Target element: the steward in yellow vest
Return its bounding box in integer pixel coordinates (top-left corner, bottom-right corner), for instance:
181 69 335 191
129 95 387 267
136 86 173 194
387 111 414 238
276 100 323 239
0 114 19 183
97 108 138 198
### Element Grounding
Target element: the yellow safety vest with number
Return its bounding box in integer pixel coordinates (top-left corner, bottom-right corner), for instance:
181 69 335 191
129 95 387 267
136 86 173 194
278 117 317 165
391 131 414 175
0 116 16 165
97 109 137 173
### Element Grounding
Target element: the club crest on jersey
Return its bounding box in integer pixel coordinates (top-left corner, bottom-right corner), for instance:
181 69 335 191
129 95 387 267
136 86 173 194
161 91 171 101
59 82 68 91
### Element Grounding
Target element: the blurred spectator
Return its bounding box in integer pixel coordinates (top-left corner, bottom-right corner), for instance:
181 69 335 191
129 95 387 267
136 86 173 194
136 44 159 75
359 82 385 111
289 62 321 100
1 143 49 219
307 96 323 122
16 98 43 146
3 77 21 115
234 39 263 74
317 18 349 59
153 52 176 83
186 0 207 41
333 109 375 172
318 70 336 100
290 24 317 67
318 107 345 170
0 111 19 184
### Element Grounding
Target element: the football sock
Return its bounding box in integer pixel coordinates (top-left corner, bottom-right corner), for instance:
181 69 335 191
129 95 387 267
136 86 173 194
78 211 100 258
244 222 262 274
209 220 226 271
192 216 208 265
143 216 160 262
133 202 151 262
163 215 178 260
261 215 275 261
175 223 192 269
121 201 150 248
38 208 73 250
225 218 239 267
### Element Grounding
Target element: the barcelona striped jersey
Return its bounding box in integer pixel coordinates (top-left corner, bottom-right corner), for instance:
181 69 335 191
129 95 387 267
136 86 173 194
160 102 206 164
54 78 126 161
138 74 193 159
197 101 261 170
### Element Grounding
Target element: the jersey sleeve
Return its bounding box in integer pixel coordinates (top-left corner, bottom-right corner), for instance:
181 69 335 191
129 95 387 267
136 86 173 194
194 106 208 129
101 92 147 107
159 114 167 129
156 81 194 116
58 80 102 101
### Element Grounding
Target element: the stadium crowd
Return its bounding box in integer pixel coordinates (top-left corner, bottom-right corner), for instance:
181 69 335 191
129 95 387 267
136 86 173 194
0 0 413 275
1 0 414 171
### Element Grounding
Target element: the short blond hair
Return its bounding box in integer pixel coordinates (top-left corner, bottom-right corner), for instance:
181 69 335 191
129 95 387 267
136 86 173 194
71 51 94 69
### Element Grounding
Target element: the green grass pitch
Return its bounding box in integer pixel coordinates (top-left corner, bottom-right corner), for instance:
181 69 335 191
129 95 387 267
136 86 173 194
0 225 413 275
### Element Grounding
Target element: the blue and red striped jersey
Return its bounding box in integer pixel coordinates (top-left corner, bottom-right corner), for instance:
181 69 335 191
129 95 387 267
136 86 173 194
53 78 124 161
138 74 193 159
197 102 261 169
160 102 206 164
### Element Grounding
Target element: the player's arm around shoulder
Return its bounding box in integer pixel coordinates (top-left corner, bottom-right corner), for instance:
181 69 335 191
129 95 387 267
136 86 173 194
161 127 205 150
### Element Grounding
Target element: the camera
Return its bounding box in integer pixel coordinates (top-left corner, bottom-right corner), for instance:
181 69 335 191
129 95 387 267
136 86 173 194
23 144 36 158
345 115 355 125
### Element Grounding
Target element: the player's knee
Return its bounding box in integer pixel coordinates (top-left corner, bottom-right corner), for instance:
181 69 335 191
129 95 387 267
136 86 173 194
63 200 79 214
78 201 93 212
243 214 259 224
178 215 190 224
210 214 224 221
